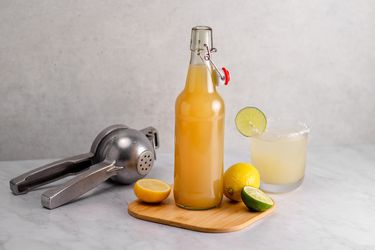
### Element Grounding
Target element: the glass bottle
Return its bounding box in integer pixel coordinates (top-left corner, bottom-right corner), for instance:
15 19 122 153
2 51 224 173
174 26 226 210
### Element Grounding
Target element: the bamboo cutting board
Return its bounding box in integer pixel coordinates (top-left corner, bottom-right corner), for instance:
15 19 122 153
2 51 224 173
128 191 275 233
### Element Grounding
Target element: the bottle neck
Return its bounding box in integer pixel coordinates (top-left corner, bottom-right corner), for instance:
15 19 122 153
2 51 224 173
189 51 211 66
185 52 215 93
185 25 215 93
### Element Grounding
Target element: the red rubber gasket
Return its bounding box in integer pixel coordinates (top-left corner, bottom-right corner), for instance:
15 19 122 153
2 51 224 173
222 67 230 85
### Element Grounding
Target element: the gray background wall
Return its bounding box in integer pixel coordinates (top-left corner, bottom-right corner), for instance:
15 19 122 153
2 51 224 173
1 0 375 160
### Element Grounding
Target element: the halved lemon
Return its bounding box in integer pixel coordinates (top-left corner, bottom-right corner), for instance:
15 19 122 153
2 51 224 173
235 107 267 137
134 179 171 203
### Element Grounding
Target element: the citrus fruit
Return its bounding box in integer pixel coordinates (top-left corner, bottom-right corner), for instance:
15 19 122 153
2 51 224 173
223 163 260 201
134 179 171 203
241 186 273 212
235 107 267 137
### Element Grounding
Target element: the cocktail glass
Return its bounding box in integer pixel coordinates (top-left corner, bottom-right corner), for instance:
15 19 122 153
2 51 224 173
250 118 309 193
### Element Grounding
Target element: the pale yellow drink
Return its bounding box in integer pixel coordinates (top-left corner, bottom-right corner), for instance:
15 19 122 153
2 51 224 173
250 121 309 192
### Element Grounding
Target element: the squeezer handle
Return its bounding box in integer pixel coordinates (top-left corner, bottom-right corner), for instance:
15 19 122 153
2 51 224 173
41 161 121 209
10 153 94 195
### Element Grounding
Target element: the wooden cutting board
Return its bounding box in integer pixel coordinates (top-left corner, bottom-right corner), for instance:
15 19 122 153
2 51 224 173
128 191 275 233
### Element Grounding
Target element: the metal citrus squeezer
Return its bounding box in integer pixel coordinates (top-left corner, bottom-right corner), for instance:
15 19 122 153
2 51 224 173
10 124 159 209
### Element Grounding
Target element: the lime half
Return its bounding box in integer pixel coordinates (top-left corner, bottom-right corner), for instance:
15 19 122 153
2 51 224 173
241 186 274 212
235 107 267 137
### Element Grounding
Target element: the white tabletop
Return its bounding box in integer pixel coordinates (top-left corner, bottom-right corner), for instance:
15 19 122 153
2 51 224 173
1 145 374 250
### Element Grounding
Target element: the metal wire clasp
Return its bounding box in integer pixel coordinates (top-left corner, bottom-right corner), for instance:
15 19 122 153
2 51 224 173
198 44 230 86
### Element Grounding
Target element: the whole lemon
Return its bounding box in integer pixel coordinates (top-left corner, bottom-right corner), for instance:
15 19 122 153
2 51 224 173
223 163 260 201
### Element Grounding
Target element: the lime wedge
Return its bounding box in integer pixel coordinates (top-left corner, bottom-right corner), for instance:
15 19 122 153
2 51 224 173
241 186 273 212
235 107 267 137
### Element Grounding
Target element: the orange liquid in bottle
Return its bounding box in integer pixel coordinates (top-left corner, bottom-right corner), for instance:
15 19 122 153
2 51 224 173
174 63 225 210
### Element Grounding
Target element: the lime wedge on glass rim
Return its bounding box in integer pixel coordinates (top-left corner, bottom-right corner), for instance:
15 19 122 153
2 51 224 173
241 186 274 212
235 107 267 137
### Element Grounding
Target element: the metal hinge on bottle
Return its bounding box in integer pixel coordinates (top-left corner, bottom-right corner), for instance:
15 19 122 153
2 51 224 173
199 44 231 86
